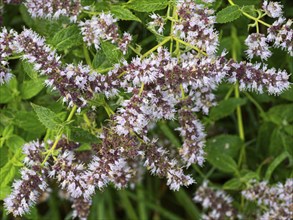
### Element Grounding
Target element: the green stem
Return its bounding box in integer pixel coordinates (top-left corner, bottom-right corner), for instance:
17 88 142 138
173 37 207 56
137 184 147 220
141 36 172 59
235 83 246 168
41 105 77 165
138 82 144 96
224 85 235 100
129 45 142 56
119 190 139 220
83 45 92 67
244 92 266 118
228 0 271 27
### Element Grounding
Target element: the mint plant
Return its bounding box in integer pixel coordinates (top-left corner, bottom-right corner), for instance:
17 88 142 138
0 0 292 219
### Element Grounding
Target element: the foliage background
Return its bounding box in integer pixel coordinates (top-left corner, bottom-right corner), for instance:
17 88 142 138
0 0 292 219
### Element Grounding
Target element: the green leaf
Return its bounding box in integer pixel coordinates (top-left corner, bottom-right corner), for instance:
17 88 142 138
126 0 169 12
216 5 242 23
281 86 293 101
31 103 62 130
266 104 293 125
110 5 141 22
207 153 239 173
0 185 11 200
92 50 111 69
20 78 44 100
223 178 243 190
265 151 289 180
280 131 293 157
0 85 13 104
241 5 257 17
6 135 26 152
206 135 243 159
81 0 95 6
240 171 259 182
209 98 246 121
68 127 100 143
0 78 18 104
50 25 83 51
234 0 260 6
22 61 38 80
14 111 46 135
101 41 123 64
0 162 16 187
269 128 283 156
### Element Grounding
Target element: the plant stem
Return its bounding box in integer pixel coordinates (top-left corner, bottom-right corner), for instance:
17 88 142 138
41 105 77 165
141 36 172 59
228 0 271 27
244 92 266 118
138 82 144 96
83 44 92 67
173 37 207 56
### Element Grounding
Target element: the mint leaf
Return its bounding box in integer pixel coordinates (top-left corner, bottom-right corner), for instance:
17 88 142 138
209 98 246 121
50 25 82 51
20 78 44 100
110 5 141 22
216 5 242 23
31 103 62 130
68 127 100 144
101 41 123 64
126 0 169 12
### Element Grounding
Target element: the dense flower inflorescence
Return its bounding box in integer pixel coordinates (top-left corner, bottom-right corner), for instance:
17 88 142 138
2 0 293 218
24 0 82 22
174 0 219 55
262 1 283 18
4 141 48 217
242 179 293 219
267 18 293 56
177 108 206 167
194 182 239 220
245 33 272 60
227 61 290 94
0 28 18 84
79 13 132 54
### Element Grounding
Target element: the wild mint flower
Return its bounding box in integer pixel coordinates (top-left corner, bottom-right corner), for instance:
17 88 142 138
245 33 272 60
227 61 290 95
0 27 18 84
149 13 165 34
118 32 132 54
24 0 81 22
174 0 219 55
262 1 283 18
194 181 239 220
242 179 293 219
4 141 48 217
267 18 293 56
72 197 92 220
142 140 194 191
79 13 118 49
177 108 206 167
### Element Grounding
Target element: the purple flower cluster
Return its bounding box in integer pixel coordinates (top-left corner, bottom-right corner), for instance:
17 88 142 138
242 179 293 219
2 0 293 218
245 1 292 59
79 13 132 54
4 141 48 217
24 0 81 22
174 0 219 55
194 181 239 220
0 28 17 84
